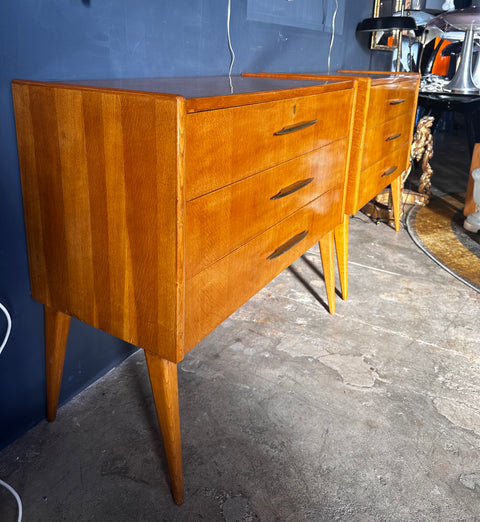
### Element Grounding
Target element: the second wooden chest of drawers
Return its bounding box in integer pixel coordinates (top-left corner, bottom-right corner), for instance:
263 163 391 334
245 71 420 300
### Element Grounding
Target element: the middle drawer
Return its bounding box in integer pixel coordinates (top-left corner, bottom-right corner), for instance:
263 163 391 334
361 112 413 170
185 139 347 279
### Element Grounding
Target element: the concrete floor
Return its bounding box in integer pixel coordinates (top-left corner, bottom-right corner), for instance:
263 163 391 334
2 123 480 520
1 209 480 521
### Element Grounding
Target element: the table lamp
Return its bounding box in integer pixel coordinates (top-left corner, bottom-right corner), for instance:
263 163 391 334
426 6 480 94
357 16 417 71
357 1 418 72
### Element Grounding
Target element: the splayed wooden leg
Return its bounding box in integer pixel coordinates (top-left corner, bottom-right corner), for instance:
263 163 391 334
334 217 348 301
391 176 402 232
319 230 335 315
144 351 184 505
45 306 71 422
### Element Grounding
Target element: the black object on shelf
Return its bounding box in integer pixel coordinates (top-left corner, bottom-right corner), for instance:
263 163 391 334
356 16 417 32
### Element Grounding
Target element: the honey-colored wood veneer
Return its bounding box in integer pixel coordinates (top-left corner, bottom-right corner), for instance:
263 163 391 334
186 140 347 279
334 72 420 296
12 75 356 505
185 90 353 199
244 71 420 300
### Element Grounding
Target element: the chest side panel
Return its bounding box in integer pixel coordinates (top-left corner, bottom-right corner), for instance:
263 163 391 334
12 83 185 362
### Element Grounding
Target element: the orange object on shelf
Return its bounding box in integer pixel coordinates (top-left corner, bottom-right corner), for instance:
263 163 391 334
431 37 452 76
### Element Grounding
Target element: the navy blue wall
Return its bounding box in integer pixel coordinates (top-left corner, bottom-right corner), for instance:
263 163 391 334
0 0 372 449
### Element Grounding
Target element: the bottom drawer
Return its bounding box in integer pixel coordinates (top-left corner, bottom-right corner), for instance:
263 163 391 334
184 185 343 351
355 143 410 212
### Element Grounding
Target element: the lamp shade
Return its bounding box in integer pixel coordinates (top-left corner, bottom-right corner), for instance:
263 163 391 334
441 6 480 30
357 16 417 32
426 6 480 32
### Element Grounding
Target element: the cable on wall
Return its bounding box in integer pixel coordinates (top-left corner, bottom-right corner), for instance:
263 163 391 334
327 0 339 74
227 0 236 93
0 301 12 355
0 302 22 522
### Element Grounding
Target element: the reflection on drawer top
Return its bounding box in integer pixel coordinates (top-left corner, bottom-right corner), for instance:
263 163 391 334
185 89 353 200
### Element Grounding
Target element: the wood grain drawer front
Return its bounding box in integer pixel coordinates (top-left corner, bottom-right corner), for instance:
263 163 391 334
185 89 353 200
367 82 418 128
184 185 343 351
357 143 410 210
361 112 413 170
185 139 347 279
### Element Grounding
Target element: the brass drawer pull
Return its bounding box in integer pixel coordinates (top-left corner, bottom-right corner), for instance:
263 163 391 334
382 166 398 177
271 178 314 200
389 99 406 105
267 230 309 260
274 119 318 135
385 133 402 142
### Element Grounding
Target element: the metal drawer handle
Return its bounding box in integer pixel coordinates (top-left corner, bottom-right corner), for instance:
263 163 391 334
267 230 309 260
389 99 406 105
382 166 398 177
271 178 314 200
274 119 318 136
385 133 402 142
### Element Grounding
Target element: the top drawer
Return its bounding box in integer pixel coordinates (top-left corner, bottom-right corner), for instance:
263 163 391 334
185 88 354 200
366 81 418 128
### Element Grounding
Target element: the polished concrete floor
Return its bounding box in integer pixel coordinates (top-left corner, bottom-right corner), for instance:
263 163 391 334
1 128 480 521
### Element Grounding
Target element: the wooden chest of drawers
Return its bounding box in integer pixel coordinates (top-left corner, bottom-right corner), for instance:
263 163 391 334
333 71 420 300
12 75 356 504
340 71 420 220
245 72 420 300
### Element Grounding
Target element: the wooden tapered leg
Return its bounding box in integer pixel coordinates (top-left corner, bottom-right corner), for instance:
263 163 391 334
45 306 71 422
144 351 184 505
333 216 349 301
319 230 336 315
390 176 402 232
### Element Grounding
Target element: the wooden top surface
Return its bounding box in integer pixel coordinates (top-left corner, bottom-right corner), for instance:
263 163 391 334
337 70 420 85
242 72 420 93
12 75 355 112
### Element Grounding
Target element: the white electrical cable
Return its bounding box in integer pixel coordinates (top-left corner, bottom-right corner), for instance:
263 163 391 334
327 0 339 74
0 301 12 355
226 0 235 93
0 303 22 522
0 479 22 522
